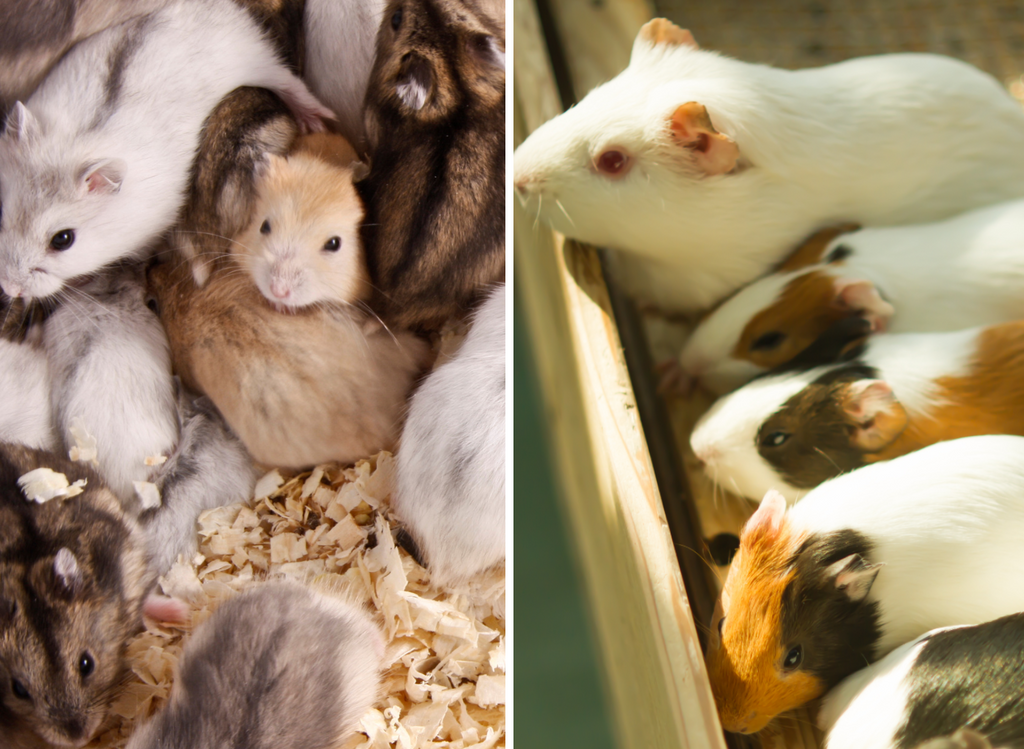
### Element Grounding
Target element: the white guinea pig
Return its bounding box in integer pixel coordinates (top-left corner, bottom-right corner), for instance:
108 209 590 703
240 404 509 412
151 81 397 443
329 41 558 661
0 338 56 450
680 199 1024 394
393 283 505 584
706 436 1024 734
819 616 1024 749
513 18 1024 312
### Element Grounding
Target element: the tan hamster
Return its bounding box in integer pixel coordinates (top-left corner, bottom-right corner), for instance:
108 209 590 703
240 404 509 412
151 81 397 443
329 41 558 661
231 132 371 311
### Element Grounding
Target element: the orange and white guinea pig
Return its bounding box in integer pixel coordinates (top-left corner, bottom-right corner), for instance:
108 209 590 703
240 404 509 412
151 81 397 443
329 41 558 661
706 436 1024 735
678 198 1024 394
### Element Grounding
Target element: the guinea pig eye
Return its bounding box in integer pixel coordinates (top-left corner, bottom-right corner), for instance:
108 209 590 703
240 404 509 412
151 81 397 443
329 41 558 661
78 653 94 678
761 431 790 448
717 616 726 638
390 7 402 29
595 150 630 177
49 229 75 251
260 219 271 235
782 645 803 671
323 236 341 252
146 296 159 314
10 679 29 700
751 331 785 352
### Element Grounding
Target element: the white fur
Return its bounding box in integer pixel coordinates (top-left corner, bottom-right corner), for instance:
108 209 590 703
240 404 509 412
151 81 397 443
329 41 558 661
394 284 505 584
303 0 386 151
0 0 333 301
513 33 1024 312
690 326 979 501
0 338 56 450
683 199 1024 391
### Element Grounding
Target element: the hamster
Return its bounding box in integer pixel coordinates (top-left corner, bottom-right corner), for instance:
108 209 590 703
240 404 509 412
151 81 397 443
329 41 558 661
0 442 152 749
679 199 1024 394
231 132 371 310
705 436 1024 734
359 0 505 331
139 385 258 577
394 283 505 584
690 319 1024 502
42 263 179 512
303 0 386 151
0 339 56 451
125 579 383 749
147 255 430 468
513 19 1024 313
819 617 1024 749
0 0 334 302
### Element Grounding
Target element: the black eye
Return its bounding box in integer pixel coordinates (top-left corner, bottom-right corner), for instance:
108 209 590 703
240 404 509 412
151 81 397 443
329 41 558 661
761 431 789 448
323 236 341 252
751 331 785 352
391 7 402 29
11 679 29 700
49 229 75 251
78 653 94 678
717 616 726 638
146 296 159 314
783 645 803 671
260 220 271 235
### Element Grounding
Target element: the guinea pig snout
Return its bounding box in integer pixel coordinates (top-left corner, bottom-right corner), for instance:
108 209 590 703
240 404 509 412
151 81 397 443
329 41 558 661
694 444 720 468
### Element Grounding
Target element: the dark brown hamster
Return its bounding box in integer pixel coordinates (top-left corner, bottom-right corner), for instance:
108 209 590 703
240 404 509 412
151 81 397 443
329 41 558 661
359 0 505 331
0 443 151 749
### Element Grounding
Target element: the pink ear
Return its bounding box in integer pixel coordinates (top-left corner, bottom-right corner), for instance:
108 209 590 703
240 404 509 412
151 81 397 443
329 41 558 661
826 554 881 602
142 593 191 624
842 380 909 452
669 102 739 176
744 489 788 540
638 19 698 49
82 159 125 195
833 279 894 332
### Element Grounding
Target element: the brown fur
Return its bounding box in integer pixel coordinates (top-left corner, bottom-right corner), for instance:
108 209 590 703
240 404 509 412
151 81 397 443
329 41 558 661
777 223 860 272
359 0 505 331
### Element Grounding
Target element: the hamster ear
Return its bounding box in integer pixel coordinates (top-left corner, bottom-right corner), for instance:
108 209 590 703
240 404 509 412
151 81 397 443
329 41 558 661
826 554 881 602
743 489 788 543
634 19 698 62
832 279 894 333
669 102 739 177
466 34 505 70
396 55 433 111
81 159 125 196
6 101 40 142
54 548 83 595
350 159 370 183
840 380 909 452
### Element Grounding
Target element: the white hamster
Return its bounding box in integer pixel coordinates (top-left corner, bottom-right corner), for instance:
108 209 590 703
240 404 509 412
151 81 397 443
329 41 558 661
0 338 56 450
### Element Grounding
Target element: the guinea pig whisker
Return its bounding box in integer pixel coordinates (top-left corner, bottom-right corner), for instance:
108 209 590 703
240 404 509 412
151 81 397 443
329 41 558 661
813 446 842 474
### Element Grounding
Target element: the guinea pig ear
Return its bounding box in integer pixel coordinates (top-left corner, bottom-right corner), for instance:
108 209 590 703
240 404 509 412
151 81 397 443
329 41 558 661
396 55 433 111
841 380 909 453
832 279 894 333
634 19 698 61
826 554 881 602
81 158 125 196
742 489 788 543
6 101 39 141
53 548 83 596
669 102 739 177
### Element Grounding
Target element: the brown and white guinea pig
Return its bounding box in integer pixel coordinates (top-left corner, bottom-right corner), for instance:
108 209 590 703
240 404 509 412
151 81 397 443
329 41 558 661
359 0 505 331
679 198 1024 394
690 319 1024 502
819 616 1024 749
146 254 430 469
513 19 1024 313
230 131 371 310
0 442 153 749
705 436 1024 735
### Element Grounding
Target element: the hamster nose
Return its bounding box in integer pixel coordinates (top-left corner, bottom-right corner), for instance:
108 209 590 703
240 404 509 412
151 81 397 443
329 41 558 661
1 281 22 298
269 280 291 300
694 446 719 468
513 174 540 197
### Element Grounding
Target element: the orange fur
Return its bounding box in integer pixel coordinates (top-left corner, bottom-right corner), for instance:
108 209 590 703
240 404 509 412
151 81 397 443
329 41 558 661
778 223 860 272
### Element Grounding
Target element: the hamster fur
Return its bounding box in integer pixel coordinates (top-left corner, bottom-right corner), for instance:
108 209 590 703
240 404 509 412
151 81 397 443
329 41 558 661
680 199 1024 393
0 442 152 749
394 283 505 584
139 385 257 577
0 0 334 301
42 264 178 512
820 617 1024 749
705 437 1024 734
147 255 430 468
124 578 383 749
231 132 370 310
0 339 56 451
359 0 505 330
513 19 1024 312
690 320 1024 502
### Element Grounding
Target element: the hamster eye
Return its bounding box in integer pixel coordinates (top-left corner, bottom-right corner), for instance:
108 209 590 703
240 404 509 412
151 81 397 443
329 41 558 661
146 296 159 315
596 150 630 177
78 653 94 678
761 431 790 448
782 645 803 671
260 219 271 235
49 229 75 251
323 236 342 252
10 679 29 700
717 615 726 638
391 7 402 29
751 331 785 352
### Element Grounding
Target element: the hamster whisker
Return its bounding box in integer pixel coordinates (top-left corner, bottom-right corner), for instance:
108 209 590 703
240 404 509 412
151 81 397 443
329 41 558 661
354 301 401 348
553 198 575 228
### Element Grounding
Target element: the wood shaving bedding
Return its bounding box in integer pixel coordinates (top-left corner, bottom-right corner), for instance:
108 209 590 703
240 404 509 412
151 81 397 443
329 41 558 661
87 452 506 749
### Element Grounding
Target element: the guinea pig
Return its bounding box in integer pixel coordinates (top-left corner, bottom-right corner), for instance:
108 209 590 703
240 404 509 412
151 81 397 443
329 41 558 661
679 198 1024 394
231 131 371 310
705 436 1024 735
359 0 505 331
819 616 1024 749
690 319 1024 502
0 441 152 749
394 283 504 584
124 578 383 749
147 254 430 468
0 338 56 451
513 18 1024 313
0 0 333 302
139 385 258 577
